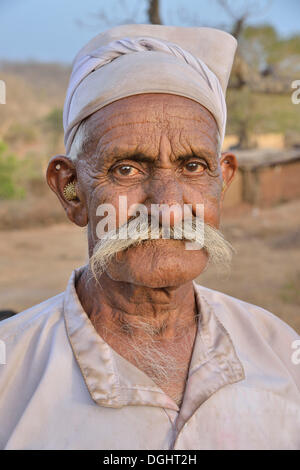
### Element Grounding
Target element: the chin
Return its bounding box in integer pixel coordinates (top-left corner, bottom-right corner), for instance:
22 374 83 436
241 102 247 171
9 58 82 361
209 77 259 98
105 240 209 288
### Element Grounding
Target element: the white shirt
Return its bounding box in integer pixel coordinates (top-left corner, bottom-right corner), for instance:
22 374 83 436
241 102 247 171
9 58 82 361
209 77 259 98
0 267 299 449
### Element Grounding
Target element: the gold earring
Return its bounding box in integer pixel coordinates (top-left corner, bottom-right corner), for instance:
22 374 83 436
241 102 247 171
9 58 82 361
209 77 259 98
63 181 77 201
222 181 227 192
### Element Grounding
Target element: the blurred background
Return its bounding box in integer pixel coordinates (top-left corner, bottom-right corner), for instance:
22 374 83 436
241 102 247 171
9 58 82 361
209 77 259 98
0 0 299 331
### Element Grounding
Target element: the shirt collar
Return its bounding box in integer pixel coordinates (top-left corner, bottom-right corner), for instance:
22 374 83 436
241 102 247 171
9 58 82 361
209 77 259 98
63 267 245 412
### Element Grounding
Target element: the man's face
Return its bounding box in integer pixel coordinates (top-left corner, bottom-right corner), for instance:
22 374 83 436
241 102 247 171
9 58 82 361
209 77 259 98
48 94 237 288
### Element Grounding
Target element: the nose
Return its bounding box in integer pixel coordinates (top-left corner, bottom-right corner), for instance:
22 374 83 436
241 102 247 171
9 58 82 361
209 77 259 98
145 173 184 228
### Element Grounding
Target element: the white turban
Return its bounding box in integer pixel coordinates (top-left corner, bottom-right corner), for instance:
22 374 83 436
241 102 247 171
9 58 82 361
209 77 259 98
63 24 237 155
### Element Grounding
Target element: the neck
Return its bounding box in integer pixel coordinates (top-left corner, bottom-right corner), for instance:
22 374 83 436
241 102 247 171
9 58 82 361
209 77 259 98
76 266 198 342
75 266 199 406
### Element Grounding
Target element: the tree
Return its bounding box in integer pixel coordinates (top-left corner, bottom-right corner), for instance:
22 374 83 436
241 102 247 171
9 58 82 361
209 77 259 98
147 0 162 24
89 0 300 149
42 107 64 153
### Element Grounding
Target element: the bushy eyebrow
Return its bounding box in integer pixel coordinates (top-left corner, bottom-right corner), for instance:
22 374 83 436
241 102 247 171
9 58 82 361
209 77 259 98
97 147 218 169
111 153 156 164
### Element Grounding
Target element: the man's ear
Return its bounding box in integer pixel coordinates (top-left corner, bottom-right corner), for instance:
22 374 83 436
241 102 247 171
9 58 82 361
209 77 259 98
46 155 88 227
220 152 238 202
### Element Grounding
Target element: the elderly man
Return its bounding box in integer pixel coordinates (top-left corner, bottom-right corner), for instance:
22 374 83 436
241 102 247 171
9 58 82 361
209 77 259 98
0 25 299 450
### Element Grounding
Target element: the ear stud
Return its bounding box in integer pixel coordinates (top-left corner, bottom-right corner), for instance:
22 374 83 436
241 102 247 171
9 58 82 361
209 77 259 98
55 164 61 170
63 181 77 201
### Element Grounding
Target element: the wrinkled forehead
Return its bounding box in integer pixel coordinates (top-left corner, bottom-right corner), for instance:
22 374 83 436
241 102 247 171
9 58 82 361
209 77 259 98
79 94 220 159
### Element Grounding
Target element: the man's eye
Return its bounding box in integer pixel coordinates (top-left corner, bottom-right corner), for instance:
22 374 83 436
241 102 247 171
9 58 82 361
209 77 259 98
114 165 139 177
183 161 207 174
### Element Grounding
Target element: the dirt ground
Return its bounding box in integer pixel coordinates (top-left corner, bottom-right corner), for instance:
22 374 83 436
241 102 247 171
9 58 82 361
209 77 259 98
0 199 299 333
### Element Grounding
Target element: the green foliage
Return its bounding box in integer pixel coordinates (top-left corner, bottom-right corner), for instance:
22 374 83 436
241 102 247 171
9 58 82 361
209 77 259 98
242 24 278 69
4 123 38 145
227 86 258 148
241 24 300 74
280 272 300 305
43 107 63 136
267 34 300 67
0 141 26 199
42 107 64 153
243 24 278 44
227 90 300 136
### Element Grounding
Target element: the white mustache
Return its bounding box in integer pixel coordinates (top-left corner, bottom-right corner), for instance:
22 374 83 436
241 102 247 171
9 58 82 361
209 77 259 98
90 214 234 279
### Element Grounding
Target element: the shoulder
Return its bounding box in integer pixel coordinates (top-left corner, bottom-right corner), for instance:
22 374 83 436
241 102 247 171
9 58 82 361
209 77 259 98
194 282 300 392
0 293 69 449
0 292 68 394
0 293 65 345
194 282 299 340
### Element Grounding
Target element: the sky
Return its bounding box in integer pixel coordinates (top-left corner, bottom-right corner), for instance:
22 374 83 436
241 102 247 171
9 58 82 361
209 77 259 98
0 0 300 63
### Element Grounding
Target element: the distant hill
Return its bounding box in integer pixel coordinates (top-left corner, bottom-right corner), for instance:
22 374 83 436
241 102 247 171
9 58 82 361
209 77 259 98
0 60 299 155
0 61 70 137
0 61 70 100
